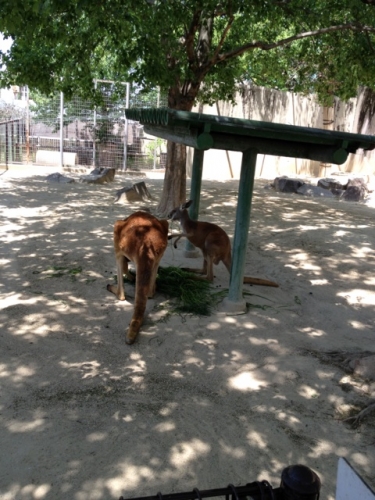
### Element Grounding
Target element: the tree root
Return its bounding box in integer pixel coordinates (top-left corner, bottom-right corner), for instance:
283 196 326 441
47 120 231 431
343 402 375 428
304 350 375 377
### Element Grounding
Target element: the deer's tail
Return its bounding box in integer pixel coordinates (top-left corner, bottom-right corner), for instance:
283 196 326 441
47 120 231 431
243 276 279 287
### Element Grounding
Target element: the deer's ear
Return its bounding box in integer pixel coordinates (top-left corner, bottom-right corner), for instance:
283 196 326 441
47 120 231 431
184 200 193 209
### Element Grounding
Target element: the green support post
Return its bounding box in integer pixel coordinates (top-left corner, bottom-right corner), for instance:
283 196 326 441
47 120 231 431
224 148 258 313
184 148 204 258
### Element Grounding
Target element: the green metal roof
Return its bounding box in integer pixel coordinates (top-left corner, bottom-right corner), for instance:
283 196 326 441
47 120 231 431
125 107 375 165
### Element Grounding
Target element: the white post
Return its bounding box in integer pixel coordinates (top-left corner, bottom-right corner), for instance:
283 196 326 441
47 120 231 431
153 87 161 169
26 86 30 164
123 82 130 171
60 92 64 168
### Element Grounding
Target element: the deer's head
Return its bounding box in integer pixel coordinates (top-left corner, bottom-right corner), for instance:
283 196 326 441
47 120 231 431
167 200 193 221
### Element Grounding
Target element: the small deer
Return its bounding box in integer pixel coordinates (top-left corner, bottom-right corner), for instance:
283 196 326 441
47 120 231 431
107 211 169 344
168 200 278 287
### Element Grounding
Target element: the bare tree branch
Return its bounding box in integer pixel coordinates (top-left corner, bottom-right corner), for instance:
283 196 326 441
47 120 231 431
211 14 235 63
215 22 375 64
185 9 202 68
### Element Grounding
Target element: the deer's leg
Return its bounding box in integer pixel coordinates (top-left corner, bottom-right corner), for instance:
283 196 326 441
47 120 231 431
148 254 164 298
205 256 215 282
107 254 127 301
126 261 152 344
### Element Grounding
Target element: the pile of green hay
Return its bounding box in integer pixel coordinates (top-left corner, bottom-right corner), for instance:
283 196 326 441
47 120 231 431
123 266 224 316
156 266 224 315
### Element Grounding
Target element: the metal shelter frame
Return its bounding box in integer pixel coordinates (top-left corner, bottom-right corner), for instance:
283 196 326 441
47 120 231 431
125 107 375 312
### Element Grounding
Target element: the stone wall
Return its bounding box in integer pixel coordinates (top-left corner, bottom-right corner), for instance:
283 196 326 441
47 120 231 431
188 86 375 180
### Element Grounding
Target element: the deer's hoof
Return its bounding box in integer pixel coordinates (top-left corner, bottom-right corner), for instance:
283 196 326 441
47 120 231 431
125 329 138 345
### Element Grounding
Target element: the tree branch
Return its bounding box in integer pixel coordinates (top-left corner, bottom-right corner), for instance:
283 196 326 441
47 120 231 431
185 9 202 68
215 22 375 64
211 14 235 63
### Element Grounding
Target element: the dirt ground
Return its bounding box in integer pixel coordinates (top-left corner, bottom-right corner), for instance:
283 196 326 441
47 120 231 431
0 167 374 500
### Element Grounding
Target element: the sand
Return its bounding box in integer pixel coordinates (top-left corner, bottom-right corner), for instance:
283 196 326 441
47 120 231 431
0 167 374 500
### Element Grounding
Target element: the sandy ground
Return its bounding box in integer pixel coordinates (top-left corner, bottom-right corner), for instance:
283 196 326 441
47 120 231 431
0 167 374 500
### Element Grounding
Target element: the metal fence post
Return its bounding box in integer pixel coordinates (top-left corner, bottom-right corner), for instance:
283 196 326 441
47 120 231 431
60 92 64 167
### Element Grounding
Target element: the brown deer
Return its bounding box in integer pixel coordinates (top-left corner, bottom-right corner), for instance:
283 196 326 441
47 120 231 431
107 211 169 344
168 200 278 287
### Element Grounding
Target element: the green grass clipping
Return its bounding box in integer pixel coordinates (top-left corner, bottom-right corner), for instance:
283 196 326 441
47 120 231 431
125 266 223 316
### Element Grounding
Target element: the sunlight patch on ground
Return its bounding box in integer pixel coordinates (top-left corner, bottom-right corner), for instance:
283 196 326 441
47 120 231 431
159 402 179 417
59 360 101 379
105 465 155 495
349 320 371 330
0 221 24 235
248 337 279 346
310 279 329 286
206 321 222 330
0 363 36 382
0 294 40 310
7 417 46 433
246 430 268 450
2 232 46 243
153 421 176 433
298 327 326 337
298 384 320 399
309 439 349 458
242 321 257 329
337 289 375 306
169 438 210 467
86 432 107 442
0 483 51 500
292 252 321 271
350 245 374 259
219 440 246 458
228 371 268 391
299 224 326 231
334 230 349 237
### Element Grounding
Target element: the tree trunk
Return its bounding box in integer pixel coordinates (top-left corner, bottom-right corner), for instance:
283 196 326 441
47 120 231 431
156 140 187 216
155 10 214 216
156 84 199 216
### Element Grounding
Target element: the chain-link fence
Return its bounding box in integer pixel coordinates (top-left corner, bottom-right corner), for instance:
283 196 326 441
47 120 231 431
0 81 168 171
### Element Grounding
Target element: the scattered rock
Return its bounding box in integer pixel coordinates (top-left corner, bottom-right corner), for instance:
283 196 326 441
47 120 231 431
114 181 153 203
46 172 75 183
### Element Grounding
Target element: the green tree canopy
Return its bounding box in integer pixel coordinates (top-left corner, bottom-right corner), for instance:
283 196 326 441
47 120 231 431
2 0 375 212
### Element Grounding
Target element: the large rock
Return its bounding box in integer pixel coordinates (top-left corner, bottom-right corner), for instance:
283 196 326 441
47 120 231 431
341 178 367 202
297 183 335 198
274 176 304 193
46 172 75 183
317 178 348 190
80 167 116 184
